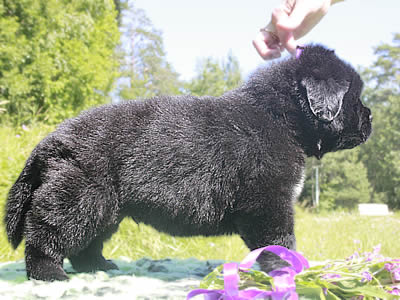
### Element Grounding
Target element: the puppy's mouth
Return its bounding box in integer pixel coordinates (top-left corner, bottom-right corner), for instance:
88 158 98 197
361 130 371 144
360 107 373 143
317 129 369 159
340 131 370 150
341 110 372 148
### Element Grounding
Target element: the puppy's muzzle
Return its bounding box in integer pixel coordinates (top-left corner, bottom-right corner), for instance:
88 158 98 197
360 106 372 143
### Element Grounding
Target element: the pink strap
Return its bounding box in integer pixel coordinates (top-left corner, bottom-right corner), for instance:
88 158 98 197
224 263 240 297
187 246 309 300
296 46 305 59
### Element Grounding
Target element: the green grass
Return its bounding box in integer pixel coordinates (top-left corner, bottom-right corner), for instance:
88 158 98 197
103 209 400 263
295 208 400 261
0 124 54 261
1 124 400 263
103 219 248 262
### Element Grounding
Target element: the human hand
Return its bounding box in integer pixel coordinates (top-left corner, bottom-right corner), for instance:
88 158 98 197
253 0 343 60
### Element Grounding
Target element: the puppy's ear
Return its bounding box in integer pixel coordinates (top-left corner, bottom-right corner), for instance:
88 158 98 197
301 77 350 122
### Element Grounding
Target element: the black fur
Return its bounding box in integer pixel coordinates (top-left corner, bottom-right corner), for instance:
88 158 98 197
5 45 372 281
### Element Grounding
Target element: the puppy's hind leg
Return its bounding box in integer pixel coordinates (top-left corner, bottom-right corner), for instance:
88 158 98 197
68 224 120 273
24 211 69 281
24 164 120 280
25 243 69 281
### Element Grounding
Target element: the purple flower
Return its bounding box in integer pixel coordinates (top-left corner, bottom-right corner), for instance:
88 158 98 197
364 244 384 262
347 251 360 261
321 273 341 280
394 269 400 282
361 271 373 282
385 262 400 283
373 244 381 254
387 286 400 296
385 263 396 272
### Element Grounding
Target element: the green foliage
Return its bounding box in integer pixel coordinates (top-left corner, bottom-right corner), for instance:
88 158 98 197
362 33 400 94
117 3 181 100
360 93 400 208
197 251 398 299
116 3 241 100
359 34 400 209
185 53 242 97
112 0 126 25
0 0 120 125
301 149 372 210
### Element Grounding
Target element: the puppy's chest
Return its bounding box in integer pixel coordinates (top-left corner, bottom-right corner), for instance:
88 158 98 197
291 168 305 201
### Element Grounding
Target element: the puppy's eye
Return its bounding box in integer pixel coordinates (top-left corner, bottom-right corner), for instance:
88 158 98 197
311 68 323 79
312 68 320 75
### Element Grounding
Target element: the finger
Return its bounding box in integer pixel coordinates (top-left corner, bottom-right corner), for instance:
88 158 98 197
252 31 282 60
252 38 282 60
272 8 297 53
283 33 297 55
274 26 296 55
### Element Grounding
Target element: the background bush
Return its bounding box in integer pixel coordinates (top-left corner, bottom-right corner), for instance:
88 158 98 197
0 0 120 125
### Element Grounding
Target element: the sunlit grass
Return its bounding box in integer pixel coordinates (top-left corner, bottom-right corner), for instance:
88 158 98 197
295 208 400 261
103 219 248 262
2 210 400 262
101 210 400 263
0 124 53 262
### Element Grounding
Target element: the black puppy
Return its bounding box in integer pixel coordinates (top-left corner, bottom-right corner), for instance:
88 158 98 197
5 45 372 281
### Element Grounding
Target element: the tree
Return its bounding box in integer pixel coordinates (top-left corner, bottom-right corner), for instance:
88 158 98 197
113 0 127 25
300 149 372 210
359 34 400 209
117 2 181 100
0 0 120 125
185 53 242 97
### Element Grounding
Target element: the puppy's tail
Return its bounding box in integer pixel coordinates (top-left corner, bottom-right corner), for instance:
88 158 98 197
5 152 41 249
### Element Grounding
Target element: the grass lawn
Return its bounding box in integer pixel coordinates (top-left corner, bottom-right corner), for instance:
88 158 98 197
1 209 399 263
107 209 400 262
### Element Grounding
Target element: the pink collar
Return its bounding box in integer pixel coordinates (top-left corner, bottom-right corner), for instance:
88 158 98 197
296 46 305 59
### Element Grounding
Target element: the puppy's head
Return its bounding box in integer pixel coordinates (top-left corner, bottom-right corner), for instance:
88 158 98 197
294 45 372 158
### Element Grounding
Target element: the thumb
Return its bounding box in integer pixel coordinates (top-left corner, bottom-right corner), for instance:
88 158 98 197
281 33 297 54
278 0 331 39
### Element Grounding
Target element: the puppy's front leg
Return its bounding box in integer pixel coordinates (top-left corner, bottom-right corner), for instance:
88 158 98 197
235 212 296 273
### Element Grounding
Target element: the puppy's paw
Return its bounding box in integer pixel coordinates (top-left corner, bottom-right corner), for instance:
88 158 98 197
257 251 291 274
101 259 119 271
69 255 119 273
28 265 69 282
